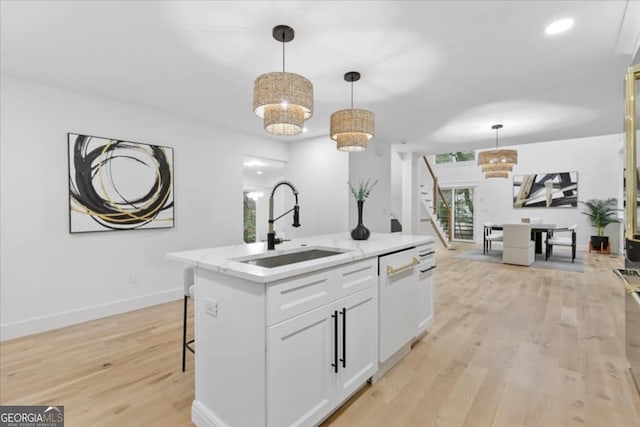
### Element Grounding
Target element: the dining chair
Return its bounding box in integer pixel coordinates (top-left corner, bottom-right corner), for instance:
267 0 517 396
545 224 577 263
484 222 503 254
182 267 195 372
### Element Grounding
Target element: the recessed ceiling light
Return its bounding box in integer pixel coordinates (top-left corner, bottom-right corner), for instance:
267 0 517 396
256 170 263 175
545 18 574 35
243 160 267 167
302 127 308 133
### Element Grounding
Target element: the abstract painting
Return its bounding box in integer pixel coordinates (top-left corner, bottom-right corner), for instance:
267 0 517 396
68 133 174 233
513 171 577 208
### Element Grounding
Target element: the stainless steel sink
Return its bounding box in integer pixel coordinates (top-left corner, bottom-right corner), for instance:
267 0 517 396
238 248 348 268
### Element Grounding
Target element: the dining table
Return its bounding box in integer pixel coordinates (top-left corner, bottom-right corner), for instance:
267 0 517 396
490 223 556 254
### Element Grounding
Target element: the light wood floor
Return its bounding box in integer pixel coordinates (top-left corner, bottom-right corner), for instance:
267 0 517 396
2 244 640 426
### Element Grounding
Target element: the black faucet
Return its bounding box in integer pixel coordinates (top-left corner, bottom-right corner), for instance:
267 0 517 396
268 181 301 250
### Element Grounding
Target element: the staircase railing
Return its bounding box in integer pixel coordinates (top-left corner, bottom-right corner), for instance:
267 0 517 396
422 156 452 244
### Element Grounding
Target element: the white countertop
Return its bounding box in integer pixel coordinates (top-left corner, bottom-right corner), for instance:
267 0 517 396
166 232 434 283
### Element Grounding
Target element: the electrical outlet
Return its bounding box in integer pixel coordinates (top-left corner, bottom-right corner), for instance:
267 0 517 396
205 298 218 317
129 272 139 285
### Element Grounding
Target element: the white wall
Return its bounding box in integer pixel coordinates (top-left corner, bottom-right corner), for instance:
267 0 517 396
390 150 403 224
0 76 288 340
431 133 625 252
281 136 349 238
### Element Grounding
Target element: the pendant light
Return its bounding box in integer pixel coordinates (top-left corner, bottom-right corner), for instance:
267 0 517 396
477 124 518 179
330 71 375 152
484 170 510 179
253 25 313 136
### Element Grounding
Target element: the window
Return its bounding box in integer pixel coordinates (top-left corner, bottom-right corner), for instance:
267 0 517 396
435 151 475 164
243 192 256 243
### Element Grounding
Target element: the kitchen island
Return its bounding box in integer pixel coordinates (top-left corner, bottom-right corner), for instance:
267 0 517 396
167 232 435 427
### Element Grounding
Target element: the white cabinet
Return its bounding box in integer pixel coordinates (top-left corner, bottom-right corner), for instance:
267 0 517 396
334 259 378 300
334 287 377 403
416 245 436 334
266 269 332 326
265 257 376 327
267 287 377 427
267 303 335 427
192 258 378 427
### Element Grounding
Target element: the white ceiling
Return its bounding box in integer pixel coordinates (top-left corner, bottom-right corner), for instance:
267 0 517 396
243 155 286 185
1 1 638 153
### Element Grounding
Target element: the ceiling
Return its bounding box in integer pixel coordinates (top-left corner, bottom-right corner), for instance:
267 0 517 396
243 155 286 185
1 1 639 153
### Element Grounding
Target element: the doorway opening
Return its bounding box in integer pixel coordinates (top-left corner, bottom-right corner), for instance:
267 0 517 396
438 187 475 241
243 156 286 244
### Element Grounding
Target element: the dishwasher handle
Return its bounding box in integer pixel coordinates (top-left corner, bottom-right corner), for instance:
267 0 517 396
386 257 419 277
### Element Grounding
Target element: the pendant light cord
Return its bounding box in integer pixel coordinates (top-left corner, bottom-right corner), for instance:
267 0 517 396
350 80 354 109
281 30 286 73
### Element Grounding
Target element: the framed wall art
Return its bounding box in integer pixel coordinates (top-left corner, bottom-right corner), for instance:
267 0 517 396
513 171 577 208
68 133 174 233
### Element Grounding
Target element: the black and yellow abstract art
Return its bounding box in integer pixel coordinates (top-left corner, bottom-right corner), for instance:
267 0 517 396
513 171 578 209
68 133 174 233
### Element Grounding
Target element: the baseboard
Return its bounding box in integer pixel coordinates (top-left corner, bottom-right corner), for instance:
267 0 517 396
0 287 182 341
192 400 227 427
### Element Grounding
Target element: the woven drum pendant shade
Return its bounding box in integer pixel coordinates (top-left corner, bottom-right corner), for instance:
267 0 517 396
477 124 517 178
253 26 313 136
330 71 375 152
330 109 375 152
253 72 312 135
484 170 510 179
478 150 518 172
263 104 305 135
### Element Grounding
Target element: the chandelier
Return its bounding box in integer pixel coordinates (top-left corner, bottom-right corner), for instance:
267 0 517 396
253 25 313 136
477 124 517 179
330 71 375 152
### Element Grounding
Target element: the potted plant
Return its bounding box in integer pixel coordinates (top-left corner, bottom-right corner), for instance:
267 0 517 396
580 198 620 251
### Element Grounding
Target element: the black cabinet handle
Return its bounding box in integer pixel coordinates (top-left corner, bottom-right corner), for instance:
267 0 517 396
331 310 338 373
420 265 437 274
340 307 346 368
419 250 435 258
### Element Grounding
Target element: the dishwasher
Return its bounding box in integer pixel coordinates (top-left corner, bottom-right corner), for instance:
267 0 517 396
378 246 419 363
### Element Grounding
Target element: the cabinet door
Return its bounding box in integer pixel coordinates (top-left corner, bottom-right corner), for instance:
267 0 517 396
417 266 435 334
267 304 336 427
335 287 378 403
